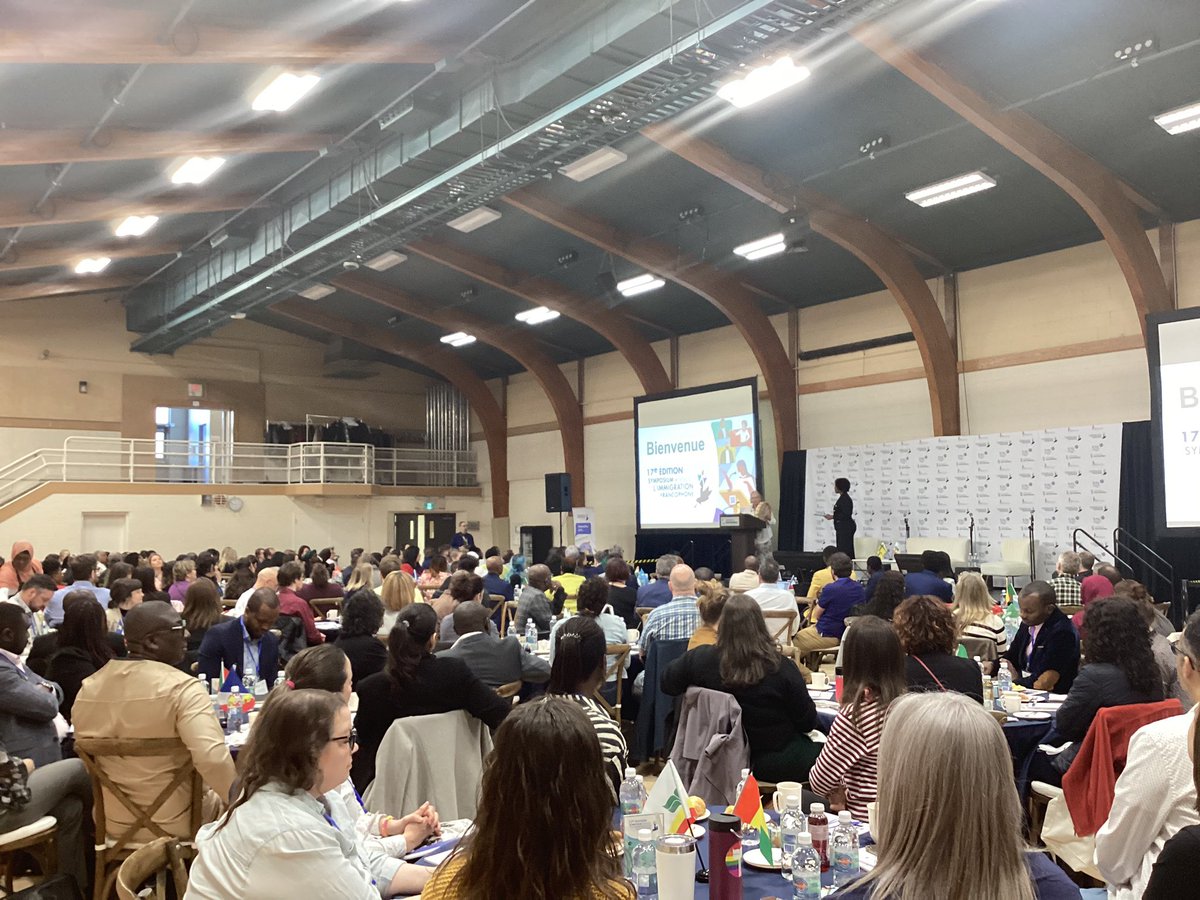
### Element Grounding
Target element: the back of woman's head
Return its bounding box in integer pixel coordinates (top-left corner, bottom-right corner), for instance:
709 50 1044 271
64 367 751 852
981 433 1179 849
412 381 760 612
451 698 625 900
842 616 906 722
58 598 114 664
548 615 606 694
380 570 415 611
386 602 437 688
221 688 341 829
448 571 484 604
310 562 330 587
577 577 609 617
171 559 194 582
865 692 1034 900
104 561 133 586
131 565 156 596
716 593 779 688
893 595 957 656
952 572 992 626
402 545 420 566
1083 596 1162 697
865 571 906 619
182 577 223 631
427 555 447 575
109 578 142 608
283 644 349 694
695 582 729 627
604 556 630 583
339 590 384 638
346 562 377 592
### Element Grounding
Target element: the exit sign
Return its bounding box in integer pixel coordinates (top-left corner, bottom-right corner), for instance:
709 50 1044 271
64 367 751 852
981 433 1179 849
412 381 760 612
186 383 204 398
423 501 436 510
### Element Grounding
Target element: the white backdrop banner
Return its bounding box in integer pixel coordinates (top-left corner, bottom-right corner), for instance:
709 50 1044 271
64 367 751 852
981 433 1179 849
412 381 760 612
802 424 1123 577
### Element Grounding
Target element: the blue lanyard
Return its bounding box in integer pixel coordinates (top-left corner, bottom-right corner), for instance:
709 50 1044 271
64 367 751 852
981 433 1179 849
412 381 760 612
239 618 260 676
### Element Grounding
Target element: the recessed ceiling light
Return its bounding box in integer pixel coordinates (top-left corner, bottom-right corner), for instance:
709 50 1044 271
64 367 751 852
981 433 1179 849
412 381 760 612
734 233 787 261
74 256 111 274
515 306 561 325
446 206 502 233
365 250 407 271
299 284 335 300
559 147 628 182
230 312 247 319
617 273 665 297
252 71 321 112
168 155 226 185
717 57 811 109
440 331 476 347
904 171 996 207
114 215 159 237
1153 100 1200 135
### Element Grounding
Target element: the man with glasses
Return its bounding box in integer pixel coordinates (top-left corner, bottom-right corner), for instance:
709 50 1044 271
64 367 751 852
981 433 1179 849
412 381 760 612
73 601 237 842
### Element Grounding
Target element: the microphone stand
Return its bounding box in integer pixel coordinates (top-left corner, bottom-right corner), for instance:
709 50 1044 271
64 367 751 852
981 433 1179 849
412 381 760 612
969 513 976 565
1027 512 1036 582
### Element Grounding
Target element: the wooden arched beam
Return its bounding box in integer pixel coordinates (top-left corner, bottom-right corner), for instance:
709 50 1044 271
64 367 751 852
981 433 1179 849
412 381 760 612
504 186 798 464
855 21 1172 336
272 299 510 518
641 123 960 436
333 271 586 505
407 238 673 395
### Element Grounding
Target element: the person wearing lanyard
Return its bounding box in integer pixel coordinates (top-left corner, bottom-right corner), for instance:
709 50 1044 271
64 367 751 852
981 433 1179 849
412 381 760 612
197 588 281 685
1001 581 1080 693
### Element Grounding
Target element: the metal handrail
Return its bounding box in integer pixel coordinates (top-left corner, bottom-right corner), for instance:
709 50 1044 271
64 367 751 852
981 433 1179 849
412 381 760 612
1113 526 1176 614
1071 528 1117 564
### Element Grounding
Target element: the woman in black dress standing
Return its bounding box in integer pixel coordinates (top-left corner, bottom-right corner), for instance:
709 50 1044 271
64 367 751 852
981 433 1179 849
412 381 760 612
825 477 856 558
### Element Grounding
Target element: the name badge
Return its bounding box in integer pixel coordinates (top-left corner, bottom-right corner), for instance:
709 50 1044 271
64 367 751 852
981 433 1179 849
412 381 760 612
1021 670 1032 680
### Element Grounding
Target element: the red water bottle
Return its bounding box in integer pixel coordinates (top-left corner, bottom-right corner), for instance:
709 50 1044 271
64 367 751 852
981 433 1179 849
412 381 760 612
834 663 844 702
708 812 743 900
809 801 829 871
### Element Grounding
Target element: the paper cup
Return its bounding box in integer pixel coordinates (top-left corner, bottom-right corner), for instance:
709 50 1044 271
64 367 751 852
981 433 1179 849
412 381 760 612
771 781 804 813
1002 692 1022 714
810 671 829 689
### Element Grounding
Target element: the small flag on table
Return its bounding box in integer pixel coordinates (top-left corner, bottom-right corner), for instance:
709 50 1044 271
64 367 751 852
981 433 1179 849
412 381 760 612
1004 579 1019 612
731 773 773 864
645 760 696 835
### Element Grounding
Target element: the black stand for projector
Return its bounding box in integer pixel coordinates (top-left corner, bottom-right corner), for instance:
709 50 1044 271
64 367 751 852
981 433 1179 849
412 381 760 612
558 510 564 548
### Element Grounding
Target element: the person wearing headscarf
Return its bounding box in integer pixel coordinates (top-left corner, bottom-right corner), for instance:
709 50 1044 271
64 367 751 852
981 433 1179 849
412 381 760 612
0 541 43 593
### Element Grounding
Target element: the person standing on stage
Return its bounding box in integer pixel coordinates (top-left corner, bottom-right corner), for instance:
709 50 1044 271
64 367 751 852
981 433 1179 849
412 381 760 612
750 490 774 557
824 478 856 558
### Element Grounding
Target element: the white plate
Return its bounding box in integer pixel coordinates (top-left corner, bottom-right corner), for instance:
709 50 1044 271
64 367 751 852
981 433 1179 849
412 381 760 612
1012 710 1052 721
687 824 706 839
691 809 710 822
743 847 781 870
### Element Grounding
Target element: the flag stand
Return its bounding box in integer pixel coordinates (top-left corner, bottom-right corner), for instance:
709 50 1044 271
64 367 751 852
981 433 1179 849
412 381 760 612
695 843 709 883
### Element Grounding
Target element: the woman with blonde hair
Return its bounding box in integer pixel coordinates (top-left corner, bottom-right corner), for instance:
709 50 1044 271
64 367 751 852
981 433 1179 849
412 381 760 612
343 562 379 595
831 692 1079 900
952 571 1008 655
379 570 417 636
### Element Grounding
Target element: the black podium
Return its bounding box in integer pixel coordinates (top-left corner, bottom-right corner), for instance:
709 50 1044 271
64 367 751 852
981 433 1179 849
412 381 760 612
719 514 763 569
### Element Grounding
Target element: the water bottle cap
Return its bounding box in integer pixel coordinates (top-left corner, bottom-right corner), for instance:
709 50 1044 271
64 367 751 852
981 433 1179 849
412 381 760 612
798 831 813 846
740 768 750 777
810 802 824 814
637 828 653 840
624 767 636 778
838 810 853 823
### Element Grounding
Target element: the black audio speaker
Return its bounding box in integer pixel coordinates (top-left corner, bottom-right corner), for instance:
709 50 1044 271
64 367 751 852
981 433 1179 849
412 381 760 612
544 472 572 512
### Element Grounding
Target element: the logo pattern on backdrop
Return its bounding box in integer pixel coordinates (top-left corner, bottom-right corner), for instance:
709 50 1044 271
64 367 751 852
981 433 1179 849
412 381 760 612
802 424 1123 577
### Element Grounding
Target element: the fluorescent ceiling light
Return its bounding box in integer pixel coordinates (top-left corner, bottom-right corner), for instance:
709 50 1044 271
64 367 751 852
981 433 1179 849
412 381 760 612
114 214 159 237
617 273 665 297
515 306 561 325
905 170 997 207
74 256 111 274
1153 100 1200 135
365 250 407 271
168 155 226 185
446 206 502 233
734 232 787 261
299 283 335 300
252 71 321 112
440 331 476 347
559 147 628 182
717 57 811 109
230 312 247 319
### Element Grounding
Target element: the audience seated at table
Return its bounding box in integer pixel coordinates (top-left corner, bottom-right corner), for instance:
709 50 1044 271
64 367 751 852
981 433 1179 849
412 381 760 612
663 593 821 782
636 554 678 610
182 577 225 658
0 602 64 768
421 698 634 900
417 555 449 596
1096 608 1200 900
1002 581 1080 693
1123 587 1190 707
334 590 389 690
438 571 490 643
1028 596 1164 787
830 692 1079 900
5 572 56 646
747 556 800 638
277 561 324 647
73 602 237 841
296 561 344 605
793 552 862 680
344 561 379 597
187 688 380 899
45 554 111 628
198 588 281 684
688 581 727 650
1048 550 1084 606
604 556 640 629
545 615 628 794
555 555 586 601
438 600 549 690
515 564 561 639
852 570 905 622
46 596 114 723
549 577 628 689
809 616 905 820
480 554 513 607
805 545 838 603
379 569 417 637
952 571 1009 660
167 558 196 608
638 564 700 656
860 555 884 605
353 602 509 792
901 550 953 602
894 594 984 702
229 565 278 617
105 576 143 633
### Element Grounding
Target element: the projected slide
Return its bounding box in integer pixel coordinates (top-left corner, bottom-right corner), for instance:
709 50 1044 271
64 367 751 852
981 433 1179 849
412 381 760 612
1154 312 1200 530
635 379 760 529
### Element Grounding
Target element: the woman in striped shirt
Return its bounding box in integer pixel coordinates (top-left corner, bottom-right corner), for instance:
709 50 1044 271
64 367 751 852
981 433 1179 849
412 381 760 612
808 616 906 819
952 572 1008 659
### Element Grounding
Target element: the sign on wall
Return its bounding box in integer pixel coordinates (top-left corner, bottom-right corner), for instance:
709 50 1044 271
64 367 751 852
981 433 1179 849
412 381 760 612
803 424 1123 577
572 507 596 555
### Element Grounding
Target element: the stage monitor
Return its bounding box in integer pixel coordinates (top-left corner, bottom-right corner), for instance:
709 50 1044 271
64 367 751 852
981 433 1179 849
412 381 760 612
634 378 762 530
1149 308 1200 535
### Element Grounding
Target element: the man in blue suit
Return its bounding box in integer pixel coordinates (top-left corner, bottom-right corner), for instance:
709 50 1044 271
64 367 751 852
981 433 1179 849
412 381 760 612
0 603 62 767
903 550 954 602
197 588 281 684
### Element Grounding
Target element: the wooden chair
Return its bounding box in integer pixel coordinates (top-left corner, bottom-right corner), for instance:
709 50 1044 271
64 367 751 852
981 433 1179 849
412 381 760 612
1058 604 1084 618
636 607 653 628
594 643 632 721
0 815 57 894
74 737 204 900
484 593 507 622
960 634 1000 665
115 837 190 900
762 610 797 644
499 600 519 635
308 596 342 620
496 680 522 705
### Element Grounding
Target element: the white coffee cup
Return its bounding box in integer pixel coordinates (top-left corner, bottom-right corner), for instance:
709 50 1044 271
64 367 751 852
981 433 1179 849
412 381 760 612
326 610 339 621
810 671 829 689
866 801 878 842
771 781 804 813
1002 692 1022 714
627 628 640 643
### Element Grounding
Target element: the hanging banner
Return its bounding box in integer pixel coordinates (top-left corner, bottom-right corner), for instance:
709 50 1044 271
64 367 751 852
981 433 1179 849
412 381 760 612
572 507 597 555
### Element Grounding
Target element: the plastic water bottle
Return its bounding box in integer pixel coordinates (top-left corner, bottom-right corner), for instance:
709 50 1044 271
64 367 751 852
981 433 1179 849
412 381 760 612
225 686 244 734
779 793 803 880
633 828 657 899
830 810 860 887
274 672 287 690
619 767 643 816
525 619 538 650
791 832 821 900
735 768 757 852
507 619 518 640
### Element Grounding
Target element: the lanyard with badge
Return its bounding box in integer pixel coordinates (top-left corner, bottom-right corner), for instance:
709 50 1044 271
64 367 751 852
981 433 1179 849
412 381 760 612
240 618 260 678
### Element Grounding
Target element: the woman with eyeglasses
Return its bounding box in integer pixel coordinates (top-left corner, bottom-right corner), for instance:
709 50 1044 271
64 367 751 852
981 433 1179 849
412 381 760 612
187 688 380 899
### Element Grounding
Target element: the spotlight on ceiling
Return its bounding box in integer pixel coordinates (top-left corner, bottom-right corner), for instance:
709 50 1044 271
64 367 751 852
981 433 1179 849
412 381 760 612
251 71 321 112
114 215 158 237
1113 37 1154 66
229 312 247 320
440 331 476 347
515 306 561 325
617 273 665 297
167 155 226 185
717 57 811 109
447 207 502 233
74 256 111 274
904 171 996 208
558 147 628 182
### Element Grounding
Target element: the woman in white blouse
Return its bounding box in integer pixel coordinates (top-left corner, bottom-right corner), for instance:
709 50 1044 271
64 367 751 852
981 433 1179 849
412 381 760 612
187 689 387 899
952 572 1008 663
